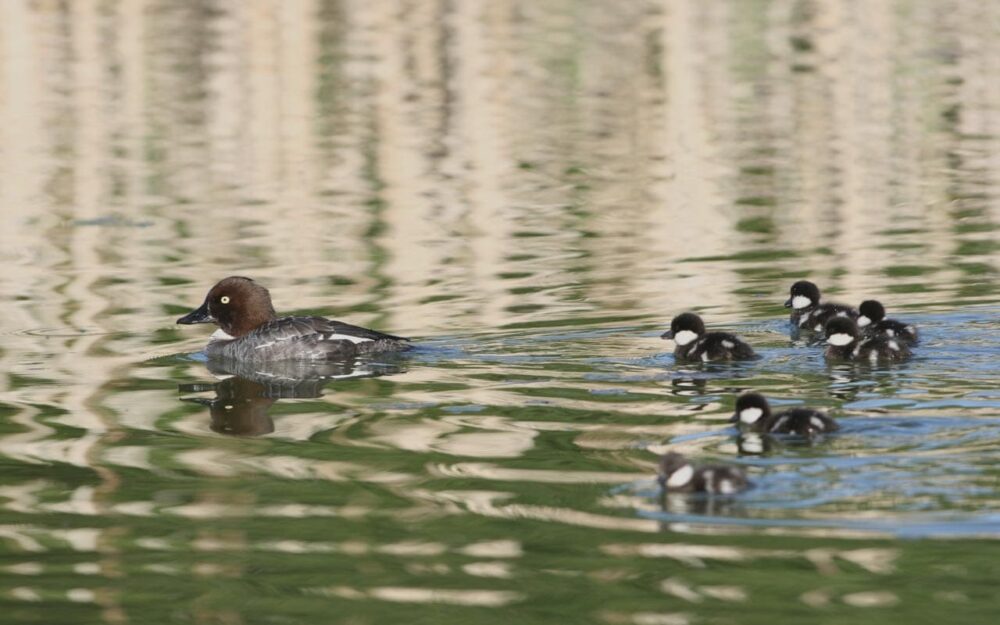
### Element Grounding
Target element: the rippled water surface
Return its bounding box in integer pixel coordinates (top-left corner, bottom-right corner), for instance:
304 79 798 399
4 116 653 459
2 1 1000 623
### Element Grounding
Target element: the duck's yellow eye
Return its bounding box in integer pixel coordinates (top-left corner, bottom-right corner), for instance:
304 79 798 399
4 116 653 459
220 296 230 304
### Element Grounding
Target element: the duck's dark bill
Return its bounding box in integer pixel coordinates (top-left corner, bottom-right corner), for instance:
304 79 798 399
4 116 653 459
661 330 674 339
177 302 214 325
783 298 793 308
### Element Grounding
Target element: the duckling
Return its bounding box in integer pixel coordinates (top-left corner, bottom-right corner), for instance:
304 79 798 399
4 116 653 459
824 316 912 363
657 452 750 495
661 313 756 362
785 280 857 332
731 392 838 436
857 299 918 345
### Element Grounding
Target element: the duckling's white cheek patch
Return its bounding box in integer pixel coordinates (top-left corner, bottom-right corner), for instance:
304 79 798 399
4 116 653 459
856 316 871 327
739 407 763 424
673 330 698 346
828 333 853 346
791 295 812 310
666 465 694 488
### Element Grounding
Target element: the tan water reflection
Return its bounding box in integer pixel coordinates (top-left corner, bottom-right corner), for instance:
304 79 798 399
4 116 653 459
1 1 999 623
2 1 998 335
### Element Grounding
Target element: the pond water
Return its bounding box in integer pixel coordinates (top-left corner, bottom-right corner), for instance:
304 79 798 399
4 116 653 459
1 1 1000 623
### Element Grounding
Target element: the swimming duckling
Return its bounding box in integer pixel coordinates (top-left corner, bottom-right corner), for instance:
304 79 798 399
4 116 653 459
657 452 750 495
785 280 857 332
661 313 756 362
824 316 912 363
857 299 918 345
731 392 838 436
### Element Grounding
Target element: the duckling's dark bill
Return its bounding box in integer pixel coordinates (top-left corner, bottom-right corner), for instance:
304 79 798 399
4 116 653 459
177 302 214 325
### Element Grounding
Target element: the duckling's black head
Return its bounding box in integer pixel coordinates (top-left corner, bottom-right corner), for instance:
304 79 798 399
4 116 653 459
825 316 859 346
857 300 886 328
657 452 693 487
784 280 821 310
661 313 706 346
731 392 772 425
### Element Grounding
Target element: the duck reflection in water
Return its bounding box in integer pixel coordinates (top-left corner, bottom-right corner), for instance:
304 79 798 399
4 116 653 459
180 357 405 436
736 432 775 456
736 431 839 456
658 490 748 518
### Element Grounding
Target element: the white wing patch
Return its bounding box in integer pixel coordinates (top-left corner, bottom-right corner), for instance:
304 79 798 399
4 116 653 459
323 333 375 344
739 407 763 424
828 333 854 346
718 479 737 495
792 295 812 310
666 464 694 488
888 340 899 351
252 330 375 350
701 351 710 362
722 340 735 349
869 350 879 363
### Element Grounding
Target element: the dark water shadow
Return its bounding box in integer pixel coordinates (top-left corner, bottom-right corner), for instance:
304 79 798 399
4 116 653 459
179 357 407 436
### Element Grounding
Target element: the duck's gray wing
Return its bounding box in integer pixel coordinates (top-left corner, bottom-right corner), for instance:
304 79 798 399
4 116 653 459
237 317 359 360
244 317 408 360
253 317 408 342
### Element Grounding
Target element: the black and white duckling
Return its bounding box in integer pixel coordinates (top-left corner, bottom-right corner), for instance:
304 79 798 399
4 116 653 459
660 313 756 362
824 316 912 364
785 280 857 332
731 392 838 436
657 452 749 495
857 300 918 345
